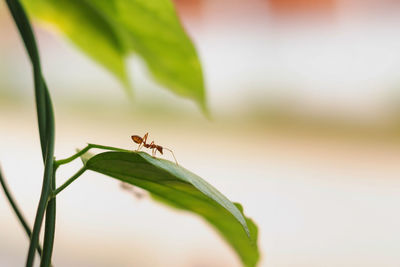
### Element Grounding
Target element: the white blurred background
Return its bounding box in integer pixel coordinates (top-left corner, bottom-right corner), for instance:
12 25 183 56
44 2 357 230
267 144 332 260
1 0 400 266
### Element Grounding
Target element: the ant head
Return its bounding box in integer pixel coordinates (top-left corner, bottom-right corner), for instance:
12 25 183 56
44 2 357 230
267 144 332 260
131 135 143 144
156 146 163 154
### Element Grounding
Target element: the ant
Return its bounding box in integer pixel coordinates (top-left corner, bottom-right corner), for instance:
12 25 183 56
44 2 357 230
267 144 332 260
131 133 178 165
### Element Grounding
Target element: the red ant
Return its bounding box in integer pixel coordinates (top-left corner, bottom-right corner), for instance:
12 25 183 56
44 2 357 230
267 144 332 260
131 133 178 165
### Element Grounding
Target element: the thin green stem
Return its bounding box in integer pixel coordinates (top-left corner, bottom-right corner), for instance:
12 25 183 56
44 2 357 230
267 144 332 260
53 167 87 196
5 1 56 266
28 137 54 267
4 0 47 155
42 166 56 267
87 143 131 153
0 166 43 257
54 145 91 167
53 143 129 196
55 143 131 167
39 83 56 267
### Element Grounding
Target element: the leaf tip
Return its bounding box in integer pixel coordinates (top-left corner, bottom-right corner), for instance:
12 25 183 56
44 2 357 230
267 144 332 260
197 99 211 119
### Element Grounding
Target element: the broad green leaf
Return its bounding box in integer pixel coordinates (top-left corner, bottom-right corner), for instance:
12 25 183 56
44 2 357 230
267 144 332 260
21 0 129 89
114 0 206 111
83 151 259 267
22 0 207 111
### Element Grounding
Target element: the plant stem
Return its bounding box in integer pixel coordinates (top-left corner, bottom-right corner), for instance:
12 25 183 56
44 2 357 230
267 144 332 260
53 167 87 196
42 166 56 267
55 143 131 167
27 138 55 267
4 1 56 266
54 145 91 167
0 166 43 257
87 143 131 153
53 143 129 196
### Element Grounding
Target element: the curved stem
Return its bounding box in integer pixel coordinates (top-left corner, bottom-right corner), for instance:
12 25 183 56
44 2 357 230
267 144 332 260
42 166 56 267
4 1 56 266
87 143 131 153
0 166 43 257
54 145 91 168
53 167 87 197
55 143 131 167
28 136 54 267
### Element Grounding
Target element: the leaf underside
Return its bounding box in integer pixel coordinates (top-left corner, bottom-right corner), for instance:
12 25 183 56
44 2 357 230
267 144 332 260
22 0 206 111
83 151 259 267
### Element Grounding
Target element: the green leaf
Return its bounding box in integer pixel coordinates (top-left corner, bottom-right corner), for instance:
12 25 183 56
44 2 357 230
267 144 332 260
83 151 259 267
114 0 206 111
22 0 207 111
21 0 130 90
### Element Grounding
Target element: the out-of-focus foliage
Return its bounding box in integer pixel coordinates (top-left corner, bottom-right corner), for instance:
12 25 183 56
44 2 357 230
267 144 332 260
81 151 260 267
21 0 206 111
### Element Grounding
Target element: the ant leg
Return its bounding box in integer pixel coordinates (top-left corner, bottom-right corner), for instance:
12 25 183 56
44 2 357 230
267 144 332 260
148 141 155 152
135 140 145 151
143 133 149 145
136 133 149 152
165 148 178 165
136 143 142 151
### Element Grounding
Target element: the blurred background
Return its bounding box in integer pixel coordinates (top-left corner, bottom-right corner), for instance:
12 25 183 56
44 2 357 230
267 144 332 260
1 0 400 266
